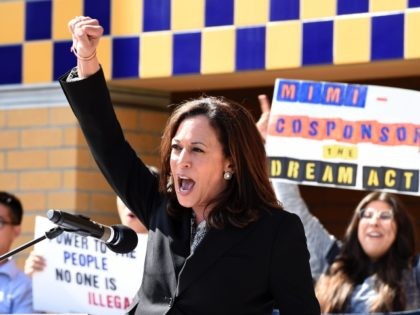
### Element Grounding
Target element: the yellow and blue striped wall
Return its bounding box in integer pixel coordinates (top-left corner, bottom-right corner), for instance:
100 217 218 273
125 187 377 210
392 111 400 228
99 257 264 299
0 0 419 85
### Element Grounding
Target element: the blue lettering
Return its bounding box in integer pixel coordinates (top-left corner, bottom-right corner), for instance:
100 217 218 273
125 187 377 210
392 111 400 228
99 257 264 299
326 121 336 136
379 127 389 142
361 123 372 140
275 80 367 109
299 82 322 104
414 128 420 143
396 127 407 141
322 84 345 105
343 125 353 139
309 121 319 136
344 85 367 108
57 233 74 245
276 81 299 102
292 119 302 133
276 118 285 133
63 250 108 270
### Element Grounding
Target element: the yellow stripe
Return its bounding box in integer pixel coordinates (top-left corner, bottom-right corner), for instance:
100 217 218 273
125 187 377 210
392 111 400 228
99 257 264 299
266 21 301 69
370 0 406 12
140 32 172 78
52 0 83 40
405 10 420 59
301 0 336 19
23 41 52 84
111 0 142 35
235 0 269 26
0 1 24 44
202 27 235 74
98 37 112 80
172 0 204 31
334 17 370 64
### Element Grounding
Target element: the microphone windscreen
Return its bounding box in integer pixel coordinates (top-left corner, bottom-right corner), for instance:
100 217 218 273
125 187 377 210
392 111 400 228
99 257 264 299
106 224 139 254
46 209 59 222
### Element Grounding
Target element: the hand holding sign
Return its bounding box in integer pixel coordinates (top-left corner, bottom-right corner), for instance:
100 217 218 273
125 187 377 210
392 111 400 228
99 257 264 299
256 94 271 142
24 251 47 276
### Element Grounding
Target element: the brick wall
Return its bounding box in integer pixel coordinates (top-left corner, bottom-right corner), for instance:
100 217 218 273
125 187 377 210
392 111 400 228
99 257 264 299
0 87 169 269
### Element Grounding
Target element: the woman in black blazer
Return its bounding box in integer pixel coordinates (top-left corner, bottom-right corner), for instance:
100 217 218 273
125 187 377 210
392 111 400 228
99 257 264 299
59 16 320 315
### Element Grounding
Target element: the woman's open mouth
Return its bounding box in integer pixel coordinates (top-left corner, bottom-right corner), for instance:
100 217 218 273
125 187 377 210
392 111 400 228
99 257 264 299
178 176 195 194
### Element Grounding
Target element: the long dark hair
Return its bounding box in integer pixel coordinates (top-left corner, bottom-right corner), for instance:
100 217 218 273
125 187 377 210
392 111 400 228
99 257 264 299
159 96 282 229
315 191 416 313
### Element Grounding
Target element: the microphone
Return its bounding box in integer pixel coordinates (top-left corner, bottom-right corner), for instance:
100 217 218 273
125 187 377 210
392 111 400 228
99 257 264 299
46 209 138 254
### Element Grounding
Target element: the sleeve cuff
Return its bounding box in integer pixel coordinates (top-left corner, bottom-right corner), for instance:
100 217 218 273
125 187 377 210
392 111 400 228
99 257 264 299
66 67 82 82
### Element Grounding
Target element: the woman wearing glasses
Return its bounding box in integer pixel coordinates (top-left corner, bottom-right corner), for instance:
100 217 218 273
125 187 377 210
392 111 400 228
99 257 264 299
256 94 420 314
316 191 420 313
274 183 420 314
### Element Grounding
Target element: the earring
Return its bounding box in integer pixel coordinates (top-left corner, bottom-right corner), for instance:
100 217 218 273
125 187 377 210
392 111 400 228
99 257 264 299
224 171 233 180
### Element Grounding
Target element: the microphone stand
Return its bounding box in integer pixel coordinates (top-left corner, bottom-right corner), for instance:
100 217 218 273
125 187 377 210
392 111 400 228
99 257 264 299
0 227 64 262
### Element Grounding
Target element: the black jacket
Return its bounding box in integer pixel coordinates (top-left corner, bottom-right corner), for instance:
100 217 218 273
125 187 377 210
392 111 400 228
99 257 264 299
59 68 320 315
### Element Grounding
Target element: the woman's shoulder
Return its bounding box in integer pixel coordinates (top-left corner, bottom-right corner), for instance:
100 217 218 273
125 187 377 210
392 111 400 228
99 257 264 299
259 207 303 230
263 206 300 218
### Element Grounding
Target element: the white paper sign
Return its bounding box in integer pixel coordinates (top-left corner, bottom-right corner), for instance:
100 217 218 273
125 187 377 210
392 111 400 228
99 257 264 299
32 216 148 315
266 79 420 195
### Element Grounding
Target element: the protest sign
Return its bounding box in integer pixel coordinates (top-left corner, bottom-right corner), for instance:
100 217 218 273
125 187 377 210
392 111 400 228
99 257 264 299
266 79 420 195
32 216 147 315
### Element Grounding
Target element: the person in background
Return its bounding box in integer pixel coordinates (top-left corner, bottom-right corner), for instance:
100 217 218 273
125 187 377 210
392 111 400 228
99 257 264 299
57 16 320 315
116 165 159 234
117 195 148 234
258 94 420 313
0 191 33 314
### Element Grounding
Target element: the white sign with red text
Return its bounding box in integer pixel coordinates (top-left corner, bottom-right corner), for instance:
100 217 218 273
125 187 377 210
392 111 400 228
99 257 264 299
32 216 147 315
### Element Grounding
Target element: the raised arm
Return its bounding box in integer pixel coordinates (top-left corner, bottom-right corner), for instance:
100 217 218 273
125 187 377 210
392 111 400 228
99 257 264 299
256 94 339 280
273 182 338 280
68 16 102 78
59 17 162 229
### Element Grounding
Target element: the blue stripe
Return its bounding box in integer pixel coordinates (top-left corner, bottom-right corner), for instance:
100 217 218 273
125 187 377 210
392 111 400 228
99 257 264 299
302 20 333 65
143 0 171 31
236 26 266 71
205 0 234 27
270 0 299 21
84 0 111 35
25 0 52 41
371 14 404 61
112 37 140 78
53 41 75 80
0 45 22 84
173 32 201 75
409 0 420 7
337 0 368 15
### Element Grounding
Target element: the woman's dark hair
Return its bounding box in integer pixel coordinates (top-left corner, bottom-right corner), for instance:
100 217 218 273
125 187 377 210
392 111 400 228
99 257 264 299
315 191 416 313
0 191 23 224
159 96 282 229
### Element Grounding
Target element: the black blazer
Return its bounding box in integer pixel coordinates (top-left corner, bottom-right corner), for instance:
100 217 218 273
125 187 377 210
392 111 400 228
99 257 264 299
60 68 320 315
